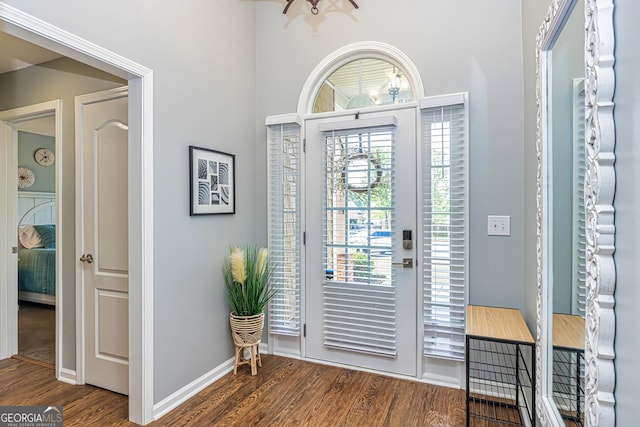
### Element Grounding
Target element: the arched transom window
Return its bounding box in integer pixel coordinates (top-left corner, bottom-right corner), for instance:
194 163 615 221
312 58 414 113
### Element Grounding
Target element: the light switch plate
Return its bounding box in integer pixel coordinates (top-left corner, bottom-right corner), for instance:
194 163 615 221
488 215 511 236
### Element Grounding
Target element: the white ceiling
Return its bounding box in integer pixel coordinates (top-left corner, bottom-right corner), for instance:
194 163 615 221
0 31 62 75
325 58 413 109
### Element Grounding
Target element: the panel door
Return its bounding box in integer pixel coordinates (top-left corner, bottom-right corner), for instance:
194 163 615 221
78 89 129 395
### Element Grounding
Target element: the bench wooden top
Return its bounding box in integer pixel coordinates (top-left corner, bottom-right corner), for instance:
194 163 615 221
552 313 585 351
466 304 534 344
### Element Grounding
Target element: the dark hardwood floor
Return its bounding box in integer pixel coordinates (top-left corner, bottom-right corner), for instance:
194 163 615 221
0 355 474 426
18 301 55 365
0 357 129 426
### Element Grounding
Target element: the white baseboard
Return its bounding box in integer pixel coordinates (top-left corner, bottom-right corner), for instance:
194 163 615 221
270 348 302 359
422 372 462 389
57 368 77 385
152 356 235 421
153 345 273 421
271 350 303 360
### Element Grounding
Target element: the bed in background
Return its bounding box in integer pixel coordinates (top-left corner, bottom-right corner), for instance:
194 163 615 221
17 192 56 305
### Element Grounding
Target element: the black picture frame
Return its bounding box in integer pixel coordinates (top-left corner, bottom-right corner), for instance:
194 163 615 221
189 146 235 215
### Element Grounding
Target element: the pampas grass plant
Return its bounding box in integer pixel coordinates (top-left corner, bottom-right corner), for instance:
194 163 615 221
223 245 277 316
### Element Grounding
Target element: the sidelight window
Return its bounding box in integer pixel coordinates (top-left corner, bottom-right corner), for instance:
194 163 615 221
421 94 468 361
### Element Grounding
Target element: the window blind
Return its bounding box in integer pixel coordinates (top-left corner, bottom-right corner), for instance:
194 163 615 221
322 126 397 358
572 80 586 316
421 97 468 361
267 122 302 336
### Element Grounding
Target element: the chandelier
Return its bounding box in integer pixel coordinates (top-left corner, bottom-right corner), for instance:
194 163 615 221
387 67 402 103
283 0 360 15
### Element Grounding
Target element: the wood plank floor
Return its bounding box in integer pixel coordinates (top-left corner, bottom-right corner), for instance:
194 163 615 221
0 355 474 426
18 302 56 365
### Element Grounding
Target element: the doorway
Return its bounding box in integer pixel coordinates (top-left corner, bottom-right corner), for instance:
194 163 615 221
268 43 469 386
16 114 58 367
0 101 62 373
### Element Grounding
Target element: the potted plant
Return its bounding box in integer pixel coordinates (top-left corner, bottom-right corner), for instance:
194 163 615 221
222 245 277 375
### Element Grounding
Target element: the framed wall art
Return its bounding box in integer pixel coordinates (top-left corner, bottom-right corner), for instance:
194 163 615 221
189 146 235 215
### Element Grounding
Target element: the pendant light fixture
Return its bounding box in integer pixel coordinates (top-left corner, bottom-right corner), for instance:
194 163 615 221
387 67 402 103
283 0 359 15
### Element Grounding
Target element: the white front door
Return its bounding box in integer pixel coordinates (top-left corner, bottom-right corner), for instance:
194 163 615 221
77 88 129 395
305 108 417 376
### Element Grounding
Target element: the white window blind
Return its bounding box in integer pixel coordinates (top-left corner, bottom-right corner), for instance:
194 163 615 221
322 125 397 358
421 96 468 360
572 80 586 316
267 122 302 335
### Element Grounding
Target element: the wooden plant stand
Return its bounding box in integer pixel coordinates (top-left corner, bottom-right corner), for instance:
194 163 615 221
230 312 264 376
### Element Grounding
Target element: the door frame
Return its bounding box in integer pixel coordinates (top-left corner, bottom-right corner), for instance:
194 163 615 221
266 42 428 377
0 3 154 424
0 100 63 377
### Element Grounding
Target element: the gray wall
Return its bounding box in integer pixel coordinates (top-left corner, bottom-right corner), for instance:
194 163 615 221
2 1 257 403
0 57 125 369
17 132 56 193
256 0 526 310
612 0 640 424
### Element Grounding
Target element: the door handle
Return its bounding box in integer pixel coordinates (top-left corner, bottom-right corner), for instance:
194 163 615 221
80 254 94 264
392 258 413 268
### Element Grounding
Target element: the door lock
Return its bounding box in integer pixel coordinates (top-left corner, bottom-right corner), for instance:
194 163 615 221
402 229 413 249
392 258 413 268
80 254 94 264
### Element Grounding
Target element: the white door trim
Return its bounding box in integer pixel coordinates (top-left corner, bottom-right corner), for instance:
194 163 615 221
0 116 18 361
0 100 63 378
0 3 155 424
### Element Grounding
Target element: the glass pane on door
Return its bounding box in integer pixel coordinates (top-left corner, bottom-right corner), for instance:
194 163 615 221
323 127 395 285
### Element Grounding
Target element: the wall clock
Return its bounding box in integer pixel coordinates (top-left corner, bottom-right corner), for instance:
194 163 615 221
18 167 35 189
34 148 55 166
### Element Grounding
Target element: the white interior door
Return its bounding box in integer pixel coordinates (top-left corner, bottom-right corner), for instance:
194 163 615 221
78 88 129 395
305 108 417 376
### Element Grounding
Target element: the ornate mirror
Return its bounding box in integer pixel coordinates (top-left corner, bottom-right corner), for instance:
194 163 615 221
536 0 616 425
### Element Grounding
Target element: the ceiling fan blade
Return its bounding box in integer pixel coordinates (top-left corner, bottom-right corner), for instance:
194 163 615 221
283 0 295 14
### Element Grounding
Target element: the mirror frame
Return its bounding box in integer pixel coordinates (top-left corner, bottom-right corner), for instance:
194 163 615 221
536 0 616 426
